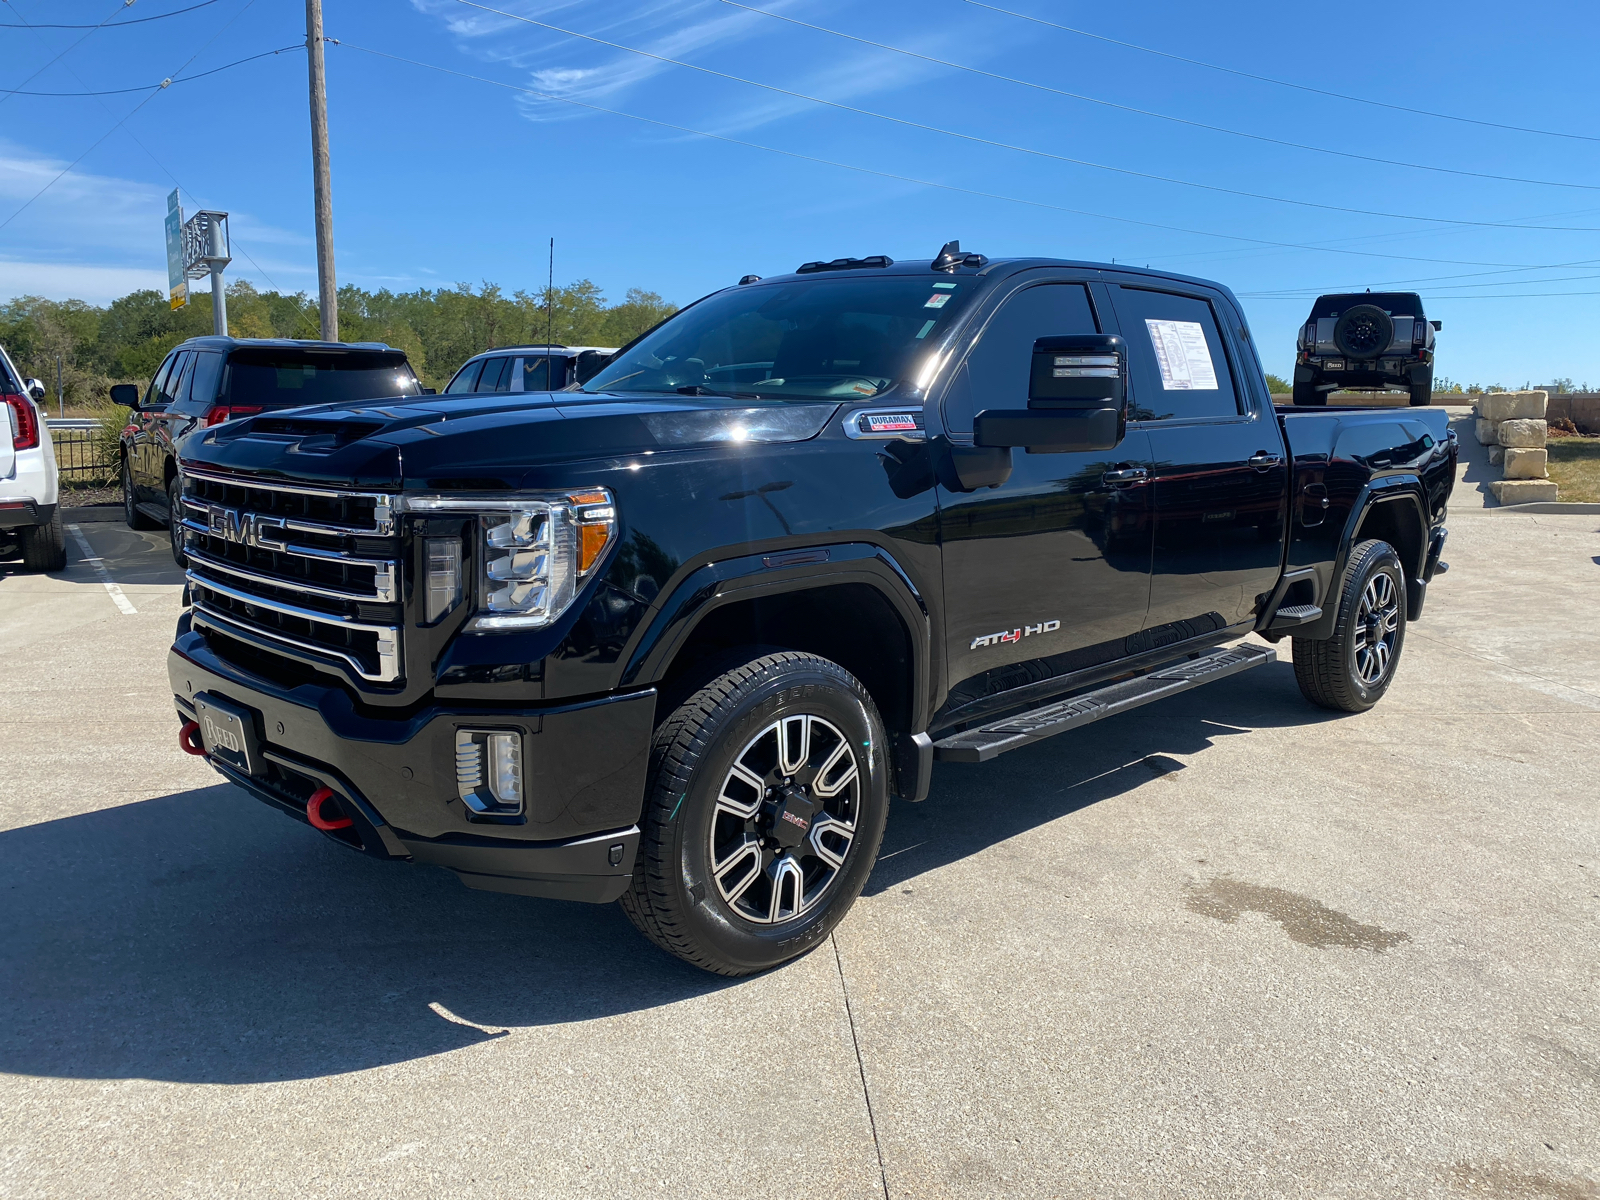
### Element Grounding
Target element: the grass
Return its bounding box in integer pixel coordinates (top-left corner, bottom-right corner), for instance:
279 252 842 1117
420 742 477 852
1547 438 1600 502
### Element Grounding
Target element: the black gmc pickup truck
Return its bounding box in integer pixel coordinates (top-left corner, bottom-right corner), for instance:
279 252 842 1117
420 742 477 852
168 243 1456 975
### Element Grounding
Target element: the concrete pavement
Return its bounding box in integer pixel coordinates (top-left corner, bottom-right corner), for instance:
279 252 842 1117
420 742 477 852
2 452 1596 1199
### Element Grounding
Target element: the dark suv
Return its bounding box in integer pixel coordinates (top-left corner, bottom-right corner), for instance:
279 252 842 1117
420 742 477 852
1292 293 1439 406
115 338 422 563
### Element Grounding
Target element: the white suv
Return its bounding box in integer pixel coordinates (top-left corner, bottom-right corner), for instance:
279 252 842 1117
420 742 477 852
0 343 64 572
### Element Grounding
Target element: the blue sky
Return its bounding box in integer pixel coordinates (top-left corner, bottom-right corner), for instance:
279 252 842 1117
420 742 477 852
4 0 1599 386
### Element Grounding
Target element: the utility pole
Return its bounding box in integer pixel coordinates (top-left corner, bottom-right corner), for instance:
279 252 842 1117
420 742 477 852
306 0 338 341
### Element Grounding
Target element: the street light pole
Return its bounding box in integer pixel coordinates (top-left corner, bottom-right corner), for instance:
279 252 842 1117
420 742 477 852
306 0 338 342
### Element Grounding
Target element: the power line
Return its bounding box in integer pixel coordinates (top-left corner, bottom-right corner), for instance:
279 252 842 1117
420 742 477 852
0 44 304 95
1241 290 1600 300
0 0 221 28
450 0 1600 233
963 0 1600 145
330 38 1569 274
0 0 263 232
0 0 133 111
721 0 1600 193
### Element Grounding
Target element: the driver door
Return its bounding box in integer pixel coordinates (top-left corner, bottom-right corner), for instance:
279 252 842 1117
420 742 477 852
936 279 1154 714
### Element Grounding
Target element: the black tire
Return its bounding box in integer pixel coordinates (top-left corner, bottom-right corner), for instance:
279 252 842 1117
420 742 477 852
1292 539 1407 713
621 651 890 976
167 475 187 567
1332 304 1394 361
123 457 157 529
20 509 67 572
1408 369 1433 407
1292 380 1326 406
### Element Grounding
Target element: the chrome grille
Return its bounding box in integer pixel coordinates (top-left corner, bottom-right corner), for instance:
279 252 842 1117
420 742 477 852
182 467 404 683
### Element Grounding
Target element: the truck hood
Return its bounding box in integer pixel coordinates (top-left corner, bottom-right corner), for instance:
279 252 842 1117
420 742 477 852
181 391 841 490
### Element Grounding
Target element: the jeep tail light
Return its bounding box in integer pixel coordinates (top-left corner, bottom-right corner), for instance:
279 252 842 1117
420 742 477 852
1413 319 1428 343
4 394 39 450
454 729 524 814
206 405 263 426
1302 321 1318 348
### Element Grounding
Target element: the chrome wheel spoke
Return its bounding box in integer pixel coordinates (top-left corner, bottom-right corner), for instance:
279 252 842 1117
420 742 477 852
779 715 810 777
809 815 855 869
768 854 805 923
714 837 763 905
812 739 857 798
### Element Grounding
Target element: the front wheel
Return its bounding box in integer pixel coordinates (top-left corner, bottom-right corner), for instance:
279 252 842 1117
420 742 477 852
167 475 187 567
123 457 157 530
620 651 890 976
1292 539 1407 712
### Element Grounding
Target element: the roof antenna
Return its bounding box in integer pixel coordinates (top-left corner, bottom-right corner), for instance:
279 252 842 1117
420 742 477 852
932 239 963 271
546 238 555 355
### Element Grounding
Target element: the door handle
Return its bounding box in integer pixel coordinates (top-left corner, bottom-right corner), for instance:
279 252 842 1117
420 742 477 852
1247 451 1283 470
1102 466 1148 485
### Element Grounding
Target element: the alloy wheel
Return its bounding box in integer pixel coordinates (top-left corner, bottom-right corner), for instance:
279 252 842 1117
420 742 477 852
1352 572 1400 685
709 713 861 925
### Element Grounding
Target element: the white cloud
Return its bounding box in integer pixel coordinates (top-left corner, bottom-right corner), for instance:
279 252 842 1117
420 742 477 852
0 141 312 303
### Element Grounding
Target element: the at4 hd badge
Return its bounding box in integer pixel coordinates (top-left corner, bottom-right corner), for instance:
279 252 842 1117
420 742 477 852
971 619 1060 650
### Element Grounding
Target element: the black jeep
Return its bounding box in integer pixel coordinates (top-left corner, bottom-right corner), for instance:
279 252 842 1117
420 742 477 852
1292 292 1439 406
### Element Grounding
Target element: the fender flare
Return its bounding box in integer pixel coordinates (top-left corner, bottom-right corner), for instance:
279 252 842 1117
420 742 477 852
618 539 935 733
1297 475 1429 640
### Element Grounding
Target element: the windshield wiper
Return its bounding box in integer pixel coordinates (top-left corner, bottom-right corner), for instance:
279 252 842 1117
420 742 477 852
676 385 766 399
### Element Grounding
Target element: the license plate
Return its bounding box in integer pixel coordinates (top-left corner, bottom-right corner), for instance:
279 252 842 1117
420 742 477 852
193 692 261 776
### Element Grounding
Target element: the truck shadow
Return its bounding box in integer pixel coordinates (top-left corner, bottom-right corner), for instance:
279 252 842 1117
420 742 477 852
0 786 731 1086
0 663 1330 1086
867 659 1336 894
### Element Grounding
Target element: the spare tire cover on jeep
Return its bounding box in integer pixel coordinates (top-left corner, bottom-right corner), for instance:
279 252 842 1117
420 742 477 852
1332 305 1395 360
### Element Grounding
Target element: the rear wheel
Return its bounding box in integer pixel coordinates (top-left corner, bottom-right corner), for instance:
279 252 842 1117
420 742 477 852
1292 539 1406 713
1408 369 1433 407
123 457 157 529
21 509 67 572
621 651 890 976
1292 380 1326 406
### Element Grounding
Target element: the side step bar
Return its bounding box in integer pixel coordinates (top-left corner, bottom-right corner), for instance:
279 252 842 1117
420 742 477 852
932 643 1277 763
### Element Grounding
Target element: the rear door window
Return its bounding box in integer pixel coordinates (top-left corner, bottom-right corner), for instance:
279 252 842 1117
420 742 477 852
477 356 511 393
521 356 556 392
1111 287 1242 421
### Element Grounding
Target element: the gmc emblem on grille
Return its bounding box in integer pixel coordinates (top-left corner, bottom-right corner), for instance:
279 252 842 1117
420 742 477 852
207 505 247 543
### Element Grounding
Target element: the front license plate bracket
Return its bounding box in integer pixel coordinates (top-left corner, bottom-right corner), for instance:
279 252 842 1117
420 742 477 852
193 692 263 776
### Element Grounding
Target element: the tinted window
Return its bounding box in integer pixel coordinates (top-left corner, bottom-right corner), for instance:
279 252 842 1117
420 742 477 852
446 359 483 394
222 350 419 409
153 352 190 409
146 353 180 408
1312 293 1423 318
477 356 511 393
943 282 1098 434
170 351 224 416
582 276 976 400
521 356 552 392
1112 287 1241 421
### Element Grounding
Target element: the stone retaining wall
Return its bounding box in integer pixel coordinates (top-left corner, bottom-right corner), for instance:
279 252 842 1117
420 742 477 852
1474 391 1558 503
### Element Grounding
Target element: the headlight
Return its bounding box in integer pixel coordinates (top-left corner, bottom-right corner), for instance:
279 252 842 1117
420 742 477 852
401 488 616 630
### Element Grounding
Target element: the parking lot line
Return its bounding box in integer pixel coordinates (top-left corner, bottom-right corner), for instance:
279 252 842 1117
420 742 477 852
66 523 138 615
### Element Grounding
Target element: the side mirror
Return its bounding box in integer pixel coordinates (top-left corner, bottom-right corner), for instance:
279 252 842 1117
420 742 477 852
974 333 1127 453
109 383 142 408
24 378 46 402
574 349 612 386
1430 320 1442 332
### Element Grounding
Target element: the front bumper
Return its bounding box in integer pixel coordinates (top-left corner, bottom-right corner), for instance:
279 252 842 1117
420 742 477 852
169 624 656 903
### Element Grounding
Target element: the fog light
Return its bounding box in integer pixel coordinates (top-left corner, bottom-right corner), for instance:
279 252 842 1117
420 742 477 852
454 729 524 814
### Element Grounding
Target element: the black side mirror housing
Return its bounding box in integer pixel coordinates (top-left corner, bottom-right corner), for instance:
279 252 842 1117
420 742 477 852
974 334 1127 453
1431 320 1442 332
109 383 141 408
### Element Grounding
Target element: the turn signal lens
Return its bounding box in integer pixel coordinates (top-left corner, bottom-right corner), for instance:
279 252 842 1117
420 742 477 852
424 536 462 623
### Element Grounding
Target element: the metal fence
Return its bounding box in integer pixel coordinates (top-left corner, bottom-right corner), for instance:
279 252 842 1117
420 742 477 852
48 423 116 485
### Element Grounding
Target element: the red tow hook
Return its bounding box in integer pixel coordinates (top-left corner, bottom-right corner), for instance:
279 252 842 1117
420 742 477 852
178 721 206 757
306 786 354 831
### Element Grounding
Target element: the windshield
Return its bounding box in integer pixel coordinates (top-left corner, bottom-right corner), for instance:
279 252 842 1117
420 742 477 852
222 350 421 409
581 276 974 399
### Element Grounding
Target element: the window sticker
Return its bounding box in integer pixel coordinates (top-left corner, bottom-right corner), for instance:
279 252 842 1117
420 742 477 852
1144 318 1218 390
924 293 952 309
915 318 937 339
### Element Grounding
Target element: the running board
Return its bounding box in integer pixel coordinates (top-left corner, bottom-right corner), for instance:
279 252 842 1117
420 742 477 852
932 643 1277 763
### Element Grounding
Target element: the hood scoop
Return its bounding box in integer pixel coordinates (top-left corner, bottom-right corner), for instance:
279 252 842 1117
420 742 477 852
241 416 387 454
